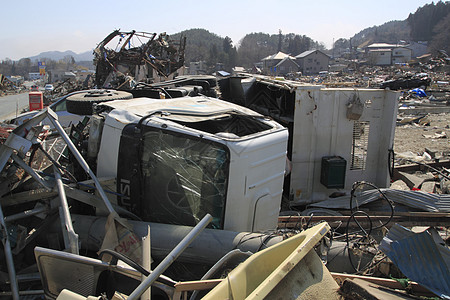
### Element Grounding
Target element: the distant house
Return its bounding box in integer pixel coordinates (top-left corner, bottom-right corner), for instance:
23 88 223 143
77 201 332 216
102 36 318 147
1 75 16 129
406 41 428 58
366 43 412 65
275 57 299 76
262 52 297 75
51 70 76 83
28 73 41 80
368 49 392 65
295 50 330 75
189 61 207 75
392 47 412 64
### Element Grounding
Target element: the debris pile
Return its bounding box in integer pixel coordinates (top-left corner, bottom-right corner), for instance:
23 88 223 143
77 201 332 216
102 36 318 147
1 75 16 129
45 76 95 103
278 181 450 299
394 112 449 166
0 74 24 96
289 59 450 104
94 30 186 89
0 45 449 298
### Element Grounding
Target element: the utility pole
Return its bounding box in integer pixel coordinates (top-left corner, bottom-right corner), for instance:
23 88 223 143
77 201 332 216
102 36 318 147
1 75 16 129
278 29 282 52
332 38 335 59
349 38 353 60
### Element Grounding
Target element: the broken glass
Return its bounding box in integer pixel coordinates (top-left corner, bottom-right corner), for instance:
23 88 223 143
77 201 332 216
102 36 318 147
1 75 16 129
140 129 229 229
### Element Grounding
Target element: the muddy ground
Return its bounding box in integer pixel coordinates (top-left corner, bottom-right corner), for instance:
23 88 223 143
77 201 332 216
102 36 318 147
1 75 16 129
394 112 449 162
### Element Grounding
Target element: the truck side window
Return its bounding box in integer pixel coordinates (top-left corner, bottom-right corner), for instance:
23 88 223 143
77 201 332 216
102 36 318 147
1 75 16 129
138 129 229 229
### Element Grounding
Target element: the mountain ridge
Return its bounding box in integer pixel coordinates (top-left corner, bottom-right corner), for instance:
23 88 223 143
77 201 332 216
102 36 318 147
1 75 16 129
15 2 450 64
27 50 94 62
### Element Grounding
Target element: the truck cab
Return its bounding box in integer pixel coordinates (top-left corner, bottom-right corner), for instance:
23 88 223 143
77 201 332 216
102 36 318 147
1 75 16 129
92 96 288 232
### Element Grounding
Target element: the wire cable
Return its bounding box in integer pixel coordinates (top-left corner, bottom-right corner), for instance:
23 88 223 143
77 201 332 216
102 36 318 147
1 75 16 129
349 181 395 230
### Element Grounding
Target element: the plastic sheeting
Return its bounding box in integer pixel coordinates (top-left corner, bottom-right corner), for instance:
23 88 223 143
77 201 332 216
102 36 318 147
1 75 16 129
410 88 427 97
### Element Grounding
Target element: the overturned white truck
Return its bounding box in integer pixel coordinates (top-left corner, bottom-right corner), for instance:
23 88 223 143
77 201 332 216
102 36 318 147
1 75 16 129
90 94 288 232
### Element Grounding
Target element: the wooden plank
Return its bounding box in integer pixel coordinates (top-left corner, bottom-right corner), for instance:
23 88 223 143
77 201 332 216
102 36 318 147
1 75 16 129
278 214 450 228
341 278 417 299
174 279 223 292
394 160 450 174
331 272 434 296
278 212 450 220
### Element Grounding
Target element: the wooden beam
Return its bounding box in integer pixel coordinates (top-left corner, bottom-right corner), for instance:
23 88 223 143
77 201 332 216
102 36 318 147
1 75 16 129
394 160 450 174
331 272 434 296
278 214 450 228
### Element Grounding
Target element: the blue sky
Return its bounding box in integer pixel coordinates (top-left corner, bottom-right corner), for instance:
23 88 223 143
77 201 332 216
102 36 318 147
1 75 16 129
1 0 434 60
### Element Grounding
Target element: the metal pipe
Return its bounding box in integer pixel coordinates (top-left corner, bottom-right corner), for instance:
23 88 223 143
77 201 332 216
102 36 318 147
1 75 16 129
0 290 44 296
16 273 42 282
67 214 283 265
4 206 47 223
127 214 212 300
0 204 19 300
47 109 116 215
141 226 151 300
54 166 79 254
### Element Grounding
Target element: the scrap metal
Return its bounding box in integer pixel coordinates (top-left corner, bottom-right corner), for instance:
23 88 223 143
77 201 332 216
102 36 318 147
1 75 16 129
379 225 450 299
93 30 186 88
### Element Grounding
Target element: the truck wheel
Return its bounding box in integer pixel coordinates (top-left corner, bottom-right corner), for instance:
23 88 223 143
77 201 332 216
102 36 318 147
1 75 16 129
66 90 133 115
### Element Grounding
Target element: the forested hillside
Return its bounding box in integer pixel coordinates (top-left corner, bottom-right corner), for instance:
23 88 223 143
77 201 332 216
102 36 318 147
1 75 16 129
171 29 324 70
350 20 411 47
408 1 450 53
170 2 450 72
171 28 237 72
237 32 324 68
334 1 450 55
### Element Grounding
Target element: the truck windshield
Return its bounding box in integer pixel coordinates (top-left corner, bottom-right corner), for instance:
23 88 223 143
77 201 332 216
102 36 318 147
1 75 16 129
139 129 229 229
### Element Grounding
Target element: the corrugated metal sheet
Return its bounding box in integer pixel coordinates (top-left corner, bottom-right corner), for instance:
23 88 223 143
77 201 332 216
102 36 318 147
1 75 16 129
379 225 450 299
311 188 450 212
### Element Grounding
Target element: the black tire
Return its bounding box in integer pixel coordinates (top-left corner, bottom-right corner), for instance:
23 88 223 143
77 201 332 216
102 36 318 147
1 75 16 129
66 90 133 115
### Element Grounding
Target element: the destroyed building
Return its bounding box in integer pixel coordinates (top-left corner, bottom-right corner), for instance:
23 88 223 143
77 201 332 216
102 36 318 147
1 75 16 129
93 30 186 89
